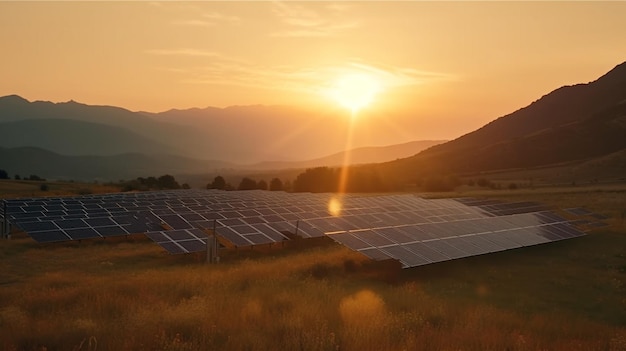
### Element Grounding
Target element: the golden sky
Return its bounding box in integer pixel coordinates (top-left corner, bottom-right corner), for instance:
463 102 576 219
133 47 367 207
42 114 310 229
1 1 625 141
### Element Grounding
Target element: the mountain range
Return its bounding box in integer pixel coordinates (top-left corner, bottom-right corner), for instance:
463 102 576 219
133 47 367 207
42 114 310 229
0 95 428 163
1 61 625 184
378 61 626 184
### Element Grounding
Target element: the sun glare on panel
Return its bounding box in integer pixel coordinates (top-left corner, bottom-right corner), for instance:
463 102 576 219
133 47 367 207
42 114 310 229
329 73 381 114
328 196 343 217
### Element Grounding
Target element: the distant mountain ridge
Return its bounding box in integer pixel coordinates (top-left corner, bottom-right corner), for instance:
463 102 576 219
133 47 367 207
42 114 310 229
248 140 446 170
0 118 179 156
2 61 625 183
381 61 626 179
0 95 422 163
0 146 236 181
0 139 446 181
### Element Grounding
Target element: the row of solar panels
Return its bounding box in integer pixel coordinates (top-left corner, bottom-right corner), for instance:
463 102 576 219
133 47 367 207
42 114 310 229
4 200 549 247
2 190 593 268
6 190 541 221
329 215 583 268
5 191 545 237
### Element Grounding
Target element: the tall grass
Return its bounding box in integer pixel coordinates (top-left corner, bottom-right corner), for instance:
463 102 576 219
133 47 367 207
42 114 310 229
1 185 625 350
1 226 625 350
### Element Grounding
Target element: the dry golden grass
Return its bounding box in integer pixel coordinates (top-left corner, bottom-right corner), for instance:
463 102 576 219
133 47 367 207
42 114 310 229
1 223 625 350
1 182 625 350
0 179 121 199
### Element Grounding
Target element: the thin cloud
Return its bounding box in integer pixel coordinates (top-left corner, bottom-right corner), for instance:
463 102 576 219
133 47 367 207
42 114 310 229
171 57 452 96
271 2 359 37
146 48 222 57
172 12 240 27
203 12 240 23
172 19 215 27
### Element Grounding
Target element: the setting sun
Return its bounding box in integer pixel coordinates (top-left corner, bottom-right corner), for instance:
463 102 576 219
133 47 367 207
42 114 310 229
329 73 381 114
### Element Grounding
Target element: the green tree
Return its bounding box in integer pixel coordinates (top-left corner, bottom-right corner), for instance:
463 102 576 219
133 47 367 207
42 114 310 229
137 176 158 189
269 178 283 191
238 177 257 190
0 169 8 179
257 179 268 190
157 174 180 189
28 175 45 181
293 167 339 193
208 175 226 190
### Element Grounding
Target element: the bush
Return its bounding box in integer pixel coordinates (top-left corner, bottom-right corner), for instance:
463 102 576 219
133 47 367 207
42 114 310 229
39 183 49 191
421 175 461 192
269 178 283 191
238 177 257 191
207 176 226 190
256 180 268 190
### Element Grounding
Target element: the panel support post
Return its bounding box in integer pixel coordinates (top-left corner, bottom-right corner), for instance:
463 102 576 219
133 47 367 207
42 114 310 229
294 220 300 237
206 219 219 264
1 201 8 239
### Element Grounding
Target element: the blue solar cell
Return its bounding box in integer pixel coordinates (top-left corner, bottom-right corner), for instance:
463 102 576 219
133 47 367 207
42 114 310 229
178 239 207 253
231 225 258 235
18 221 58 233
29 230 71 243
158 214 192 230
244 234 274 245
165 230 196 241
251 223 287 242
84 217 117 227
218 218 246 227
380 246 430 267
179 213 205 222
293 221 325 238
328 232 372 250
159 242 186 254
359 248 393 261
375 227 415 244
403 242 449 263
54 219 88 229
239 209 261 217
241 216 266 225
352 229 396 247
421 240 469 260
443 237 487 256
95 225 128 237
216 227 252 247
65 228 101 240
481 232 522 250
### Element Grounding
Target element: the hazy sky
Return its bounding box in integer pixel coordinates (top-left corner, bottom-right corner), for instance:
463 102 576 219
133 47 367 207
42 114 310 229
1 1 625 141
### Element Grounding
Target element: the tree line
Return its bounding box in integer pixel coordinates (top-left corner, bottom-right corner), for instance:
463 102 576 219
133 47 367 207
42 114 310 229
206 176 285 191
0 169 46 181
122 174 189 191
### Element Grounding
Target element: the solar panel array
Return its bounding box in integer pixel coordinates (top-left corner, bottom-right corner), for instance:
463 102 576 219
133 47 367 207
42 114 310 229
3 189 594 268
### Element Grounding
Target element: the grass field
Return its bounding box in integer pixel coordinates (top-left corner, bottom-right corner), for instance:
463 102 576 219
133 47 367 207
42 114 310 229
0 179 121 199
1 182 625 350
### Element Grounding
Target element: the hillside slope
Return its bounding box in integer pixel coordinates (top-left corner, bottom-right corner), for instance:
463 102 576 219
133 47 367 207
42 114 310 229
0 147 235 181
248 140 446 170
382 61 626 178
0 119 180 156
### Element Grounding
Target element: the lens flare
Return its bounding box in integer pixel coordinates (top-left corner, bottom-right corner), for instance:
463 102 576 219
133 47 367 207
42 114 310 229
328 196 343 217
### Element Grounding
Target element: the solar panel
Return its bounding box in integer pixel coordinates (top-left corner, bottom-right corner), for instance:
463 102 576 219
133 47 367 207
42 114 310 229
145 229 209 254
28 230 71 243
4 189 590 267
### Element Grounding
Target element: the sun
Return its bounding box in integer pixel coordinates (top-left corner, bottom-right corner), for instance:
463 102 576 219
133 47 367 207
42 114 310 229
329 73 381 114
